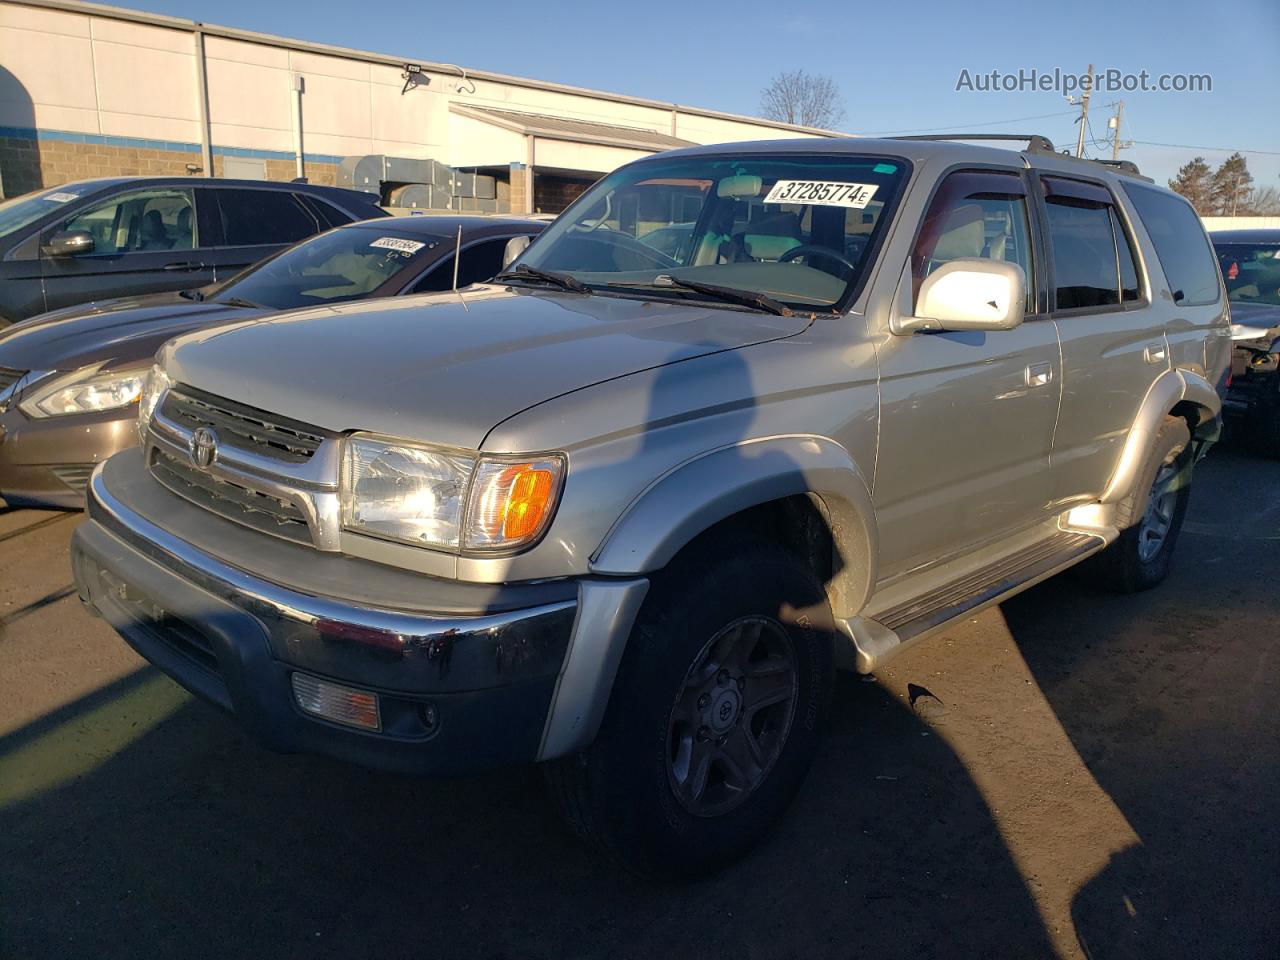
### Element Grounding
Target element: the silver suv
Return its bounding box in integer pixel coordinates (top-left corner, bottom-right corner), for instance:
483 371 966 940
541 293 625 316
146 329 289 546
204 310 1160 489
70 136 1230 878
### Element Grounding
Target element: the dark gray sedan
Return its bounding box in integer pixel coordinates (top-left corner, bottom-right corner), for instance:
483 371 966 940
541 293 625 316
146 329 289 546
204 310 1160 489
0 214 543 507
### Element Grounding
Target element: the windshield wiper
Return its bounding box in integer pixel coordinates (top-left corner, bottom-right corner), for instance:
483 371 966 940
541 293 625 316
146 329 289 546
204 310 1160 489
609 275 793 317
178 288 204 302
494 263 590 294
216 296 263 309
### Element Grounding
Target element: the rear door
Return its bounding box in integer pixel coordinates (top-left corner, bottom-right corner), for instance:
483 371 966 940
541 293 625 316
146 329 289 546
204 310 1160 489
39 186 214 311
1033 172 1167 506
206 188 327 282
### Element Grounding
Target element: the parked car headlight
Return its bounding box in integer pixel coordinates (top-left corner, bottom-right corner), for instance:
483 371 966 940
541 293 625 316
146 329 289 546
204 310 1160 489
19 365 148 419
341 433 564 553
136 364 171 439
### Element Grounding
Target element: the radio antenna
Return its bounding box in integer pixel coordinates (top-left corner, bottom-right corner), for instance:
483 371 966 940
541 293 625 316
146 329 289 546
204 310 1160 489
452 223 468 311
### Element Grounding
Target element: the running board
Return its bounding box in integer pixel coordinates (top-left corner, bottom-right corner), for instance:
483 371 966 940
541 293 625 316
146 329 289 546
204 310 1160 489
839 530 1106 673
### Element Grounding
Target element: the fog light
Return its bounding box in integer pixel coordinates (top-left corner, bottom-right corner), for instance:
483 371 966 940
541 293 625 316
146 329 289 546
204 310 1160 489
291 673 381 731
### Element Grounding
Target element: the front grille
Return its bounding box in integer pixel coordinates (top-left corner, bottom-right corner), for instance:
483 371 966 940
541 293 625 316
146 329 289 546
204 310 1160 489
50 463 95 493
150 447 313 545
160 386 331 463
0 366 25 397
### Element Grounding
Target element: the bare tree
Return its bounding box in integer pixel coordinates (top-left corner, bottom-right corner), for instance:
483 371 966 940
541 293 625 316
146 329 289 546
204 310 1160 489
1244 184 1280 216
760 71 846 129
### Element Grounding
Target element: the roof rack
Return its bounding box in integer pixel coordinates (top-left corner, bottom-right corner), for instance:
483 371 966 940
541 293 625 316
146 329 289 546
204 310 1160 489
889 133 1147 178
892 133 1058 154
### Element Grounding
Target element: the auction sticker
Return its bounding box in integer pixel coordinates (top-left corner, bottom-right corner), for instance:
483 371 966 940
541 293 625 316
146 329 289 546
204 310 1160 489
369 236 426 254
763 181 879 209
45 191 79 203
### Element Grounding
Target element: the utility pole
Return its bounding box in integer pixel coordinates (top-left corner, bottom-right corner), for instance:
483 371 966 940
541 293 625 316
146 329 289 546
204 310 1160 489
1109 100 1125 161
1073 64 1094 159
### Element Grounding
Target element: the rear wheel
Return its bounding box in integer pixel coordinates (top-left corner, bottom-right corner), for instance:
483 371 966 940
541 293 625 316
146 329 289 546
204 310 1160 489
544 537 835 880
1083 415 1193 593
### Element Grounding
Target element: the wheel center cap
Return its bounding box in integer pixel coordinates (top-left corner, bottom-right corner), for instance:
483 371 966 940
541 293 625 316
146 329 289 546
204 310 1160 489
707 687 742 734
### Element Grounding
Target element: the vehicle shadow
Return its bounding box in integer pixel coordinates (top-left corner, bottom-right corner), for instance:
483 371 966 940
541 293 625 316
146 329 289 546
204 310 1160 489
0 672 1060 959
0 337 1060 959
1001 442 1280 959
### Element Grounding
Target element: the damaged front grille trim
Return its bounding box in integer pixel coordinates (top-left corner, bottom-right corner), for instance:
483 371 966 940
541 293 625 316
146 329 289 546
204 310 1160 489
148 395 344 551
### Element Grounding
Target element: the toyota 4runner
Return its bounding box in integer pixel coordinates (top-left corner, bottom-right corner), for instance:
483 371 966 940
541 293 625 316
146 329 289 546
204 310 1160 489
69 136 1231 878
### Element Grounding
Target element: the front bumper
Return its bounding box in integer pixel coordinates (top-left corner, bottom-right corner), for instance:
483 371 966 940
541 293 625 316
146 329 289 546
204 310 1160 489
72 452 648 775
0 405 137 509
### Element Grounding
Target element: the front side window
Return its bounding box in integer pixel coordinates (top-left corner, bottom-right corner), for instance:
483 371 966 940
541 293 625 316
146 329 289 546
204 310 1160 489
1042 177 1144 311
59 188 196 255
1211 240 1280 306
213 227 444 309
216 189 320 247
1123 182 1220 307
912 169 1035 313
413 237 517 293
518 154 909 311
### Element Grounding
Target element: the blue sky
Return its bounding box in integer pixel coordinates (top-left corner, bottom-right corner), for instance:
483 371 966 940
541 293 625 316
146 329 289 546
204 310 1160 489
128 0 1280 191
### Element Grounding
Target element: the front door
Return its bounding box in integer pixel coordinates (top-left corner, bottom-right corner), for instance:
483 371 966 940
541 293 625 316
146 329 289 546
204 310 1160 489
39 186 215 311
874 168 1061 580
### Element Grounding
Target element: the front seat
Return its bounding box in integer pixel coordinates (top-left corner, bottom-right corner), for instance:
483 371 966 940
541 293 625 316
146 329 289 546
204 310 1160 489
138 210 171 251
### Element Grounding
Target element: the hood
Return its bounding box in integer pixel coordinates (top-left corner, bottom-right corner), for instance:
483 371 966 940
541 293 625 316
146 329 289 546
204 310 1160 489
163 286 812 449
1229 300 1280 332
0 293 259 372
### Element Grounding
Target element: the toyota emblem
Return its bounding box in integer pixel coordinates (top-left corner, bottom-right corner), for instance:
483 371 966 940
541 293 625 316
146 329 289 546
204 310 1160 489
189 426 219 470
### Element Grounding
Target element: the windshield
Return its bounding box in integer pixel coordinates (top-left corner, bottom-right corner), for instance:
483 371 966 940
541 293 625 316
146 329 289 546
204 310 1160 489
0 185 87 239
1213 241 1280 306
215 226 445 309
518 154 908 311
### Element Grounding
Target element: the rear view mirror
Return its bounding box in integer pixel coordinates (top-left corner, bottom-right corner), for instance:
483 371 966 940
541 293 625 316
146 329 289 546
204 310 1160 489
502 235 532 270
43 230 95 258
895 259 1026 334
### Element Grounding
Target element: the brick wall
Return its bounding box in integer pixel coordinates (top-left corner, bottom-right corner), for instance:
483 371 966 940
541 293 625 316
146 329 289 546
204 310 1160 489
0 136 338 196
533 175 594 214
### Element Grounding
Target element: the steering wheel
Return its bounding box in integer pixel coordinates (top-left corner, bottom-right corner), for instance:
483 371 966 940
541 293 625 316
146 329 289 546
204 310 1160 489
778 244 860 273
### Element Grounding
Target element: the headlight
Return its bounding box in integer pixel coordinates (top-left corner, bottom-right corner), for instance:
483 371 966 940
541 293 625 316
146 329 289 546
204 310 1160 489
136 364 171 439
341 433 564 553
19 365 148 419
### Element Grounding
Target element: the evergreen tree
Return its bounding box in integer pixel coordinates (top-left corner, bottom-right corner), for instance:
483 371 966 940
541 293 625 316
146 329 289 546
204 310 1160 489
1210 153 1253 216
1168 157 1214 214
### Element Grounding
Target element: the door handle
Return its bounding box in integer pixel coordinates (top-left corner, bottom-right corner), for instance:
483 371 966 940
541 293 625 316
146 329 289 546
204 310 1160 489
1025 362 1054 388
162 261 203 272
1144 343 1167 364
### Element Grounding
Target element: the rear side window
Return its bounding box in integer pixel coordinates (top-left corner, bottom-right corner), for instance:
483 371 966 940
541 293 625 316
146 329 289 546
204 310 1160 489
1123 183 1220 306
1041 176 1143 311
912 169 1036 313
215 189 321 247
298 194 352 230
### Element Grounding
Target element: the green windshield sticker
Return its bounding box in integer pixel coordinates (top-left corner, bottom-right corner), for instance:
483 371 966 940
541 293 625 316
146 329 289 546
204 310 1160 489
872 163 898 175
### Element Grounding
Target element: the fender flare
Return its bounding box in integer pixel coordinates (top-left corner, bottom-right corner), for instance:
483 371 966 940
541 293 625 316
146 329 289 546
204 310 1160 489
1100 368 1221 505
590 435 878 618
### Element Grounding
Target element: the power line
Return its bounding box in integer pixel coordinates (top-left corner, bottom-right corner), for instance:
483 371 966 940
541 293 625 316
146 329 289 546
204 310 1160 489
1130 140 1280 158
861 110 1077 136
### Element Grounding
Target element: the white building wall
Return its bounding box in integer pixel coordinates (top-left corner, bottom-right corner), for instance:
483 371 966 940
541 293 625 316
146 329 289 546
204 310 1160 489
0 0 837 196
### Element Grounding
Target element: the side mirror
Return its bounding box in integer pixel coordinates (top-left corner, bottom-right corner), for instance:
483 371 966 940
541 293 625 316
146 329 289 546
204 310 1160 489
894 258 1026 335
43 230 95 258
501 235 532 270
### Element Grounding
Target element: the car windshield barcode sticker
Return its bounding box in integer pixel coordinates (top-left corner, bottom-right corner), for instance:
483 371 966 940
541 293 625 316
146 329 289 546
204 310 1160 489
45 191 79 203
762 181 879 209
369 236 426 254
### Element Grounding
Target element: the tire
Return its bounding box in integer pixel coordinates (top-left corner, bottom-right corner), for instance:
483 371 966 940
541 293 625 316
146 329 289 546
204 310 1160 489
1082 414 1193 593
1246 372 1280 459
544 536 836 880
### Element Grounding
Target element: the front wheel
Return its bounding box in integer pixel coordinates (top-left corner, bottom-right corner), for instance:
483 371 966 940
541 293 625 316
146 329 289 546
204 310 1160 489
544 538 836 880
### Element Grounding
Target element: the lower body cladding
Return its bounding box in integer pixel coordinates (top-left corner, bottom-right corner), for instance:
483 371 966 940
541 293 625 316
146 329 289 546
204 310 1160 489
71 461 648 777
0 406 136 509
